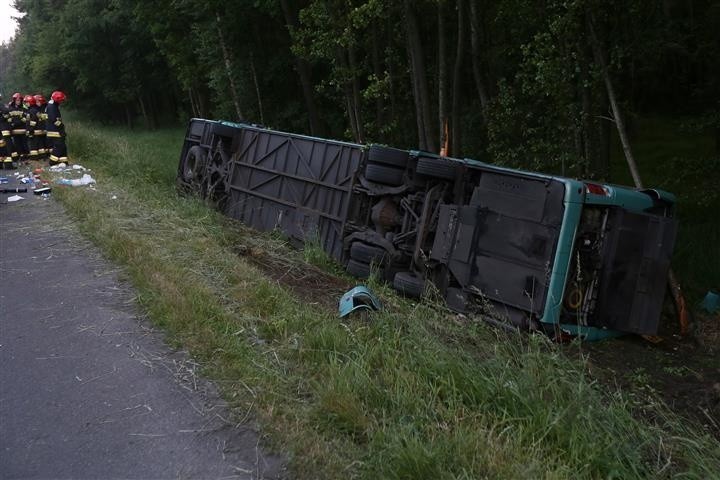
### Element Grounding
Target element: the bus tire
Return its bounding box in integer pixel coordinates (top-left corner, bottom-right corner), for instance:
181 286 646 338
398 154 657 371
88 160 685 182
346 259 373 279
416 157 456 180
365 164 404 186
393 271 425 298
368 145 409 168
350 242 389 265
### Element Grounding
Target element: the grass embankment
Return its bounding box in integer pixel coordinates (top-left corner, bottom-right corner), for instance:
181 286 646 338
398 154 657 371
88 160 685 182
53 121 720 479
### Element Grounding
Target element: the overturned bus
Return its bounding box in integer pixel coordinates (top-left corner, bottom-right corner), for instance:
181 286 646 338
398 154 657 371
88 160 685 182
177 119 678 340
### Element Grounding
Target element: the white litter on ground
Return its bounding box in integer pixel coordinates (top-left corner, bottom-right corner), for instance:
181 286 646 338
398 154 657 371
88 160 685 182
7 195 24 202
58 174 96 187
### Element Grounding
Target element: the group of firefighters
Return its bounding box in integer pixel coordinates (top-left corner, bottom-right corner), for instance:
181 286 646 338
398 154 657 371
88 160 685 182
0 90 68 169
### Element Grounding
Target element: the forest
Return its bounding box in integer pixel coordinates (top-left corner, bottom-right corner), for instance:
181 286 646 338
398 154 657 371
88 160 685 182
2 0 718 181
2 2 720 477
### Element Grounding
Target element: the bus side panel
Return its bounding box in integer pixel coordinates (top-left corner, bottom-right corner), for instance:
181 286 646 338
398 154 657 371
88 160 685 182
224 127 363 261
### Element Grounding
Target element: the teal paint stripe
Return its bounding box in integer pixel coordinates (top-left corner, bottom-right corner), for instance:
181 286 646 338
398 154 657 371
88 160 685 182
541 179 584 325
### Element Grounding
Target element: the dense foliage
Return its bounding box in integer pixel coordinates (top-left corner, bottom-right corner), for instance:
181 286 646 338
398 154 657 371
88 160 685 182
2 0 718 178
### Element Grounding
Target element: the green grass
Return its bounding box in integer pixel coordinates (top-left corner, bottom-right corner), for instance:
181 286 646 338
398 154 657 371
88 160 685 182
52 119 720 479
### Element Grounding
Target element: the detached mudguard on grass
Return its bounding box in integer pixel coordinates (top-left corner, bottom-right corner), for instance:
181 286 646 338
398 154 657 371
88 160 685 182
177 118 678 340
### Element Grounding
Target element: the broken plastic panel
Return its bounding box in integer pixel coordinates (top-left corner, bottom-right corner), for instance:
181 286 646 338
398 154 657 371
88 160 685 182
338 286 382 317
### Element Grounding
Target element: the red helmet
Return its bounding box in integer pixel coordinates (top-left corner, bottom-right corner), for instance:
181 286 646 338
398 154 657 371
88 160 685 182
23 95 35 105
34 94 46 105
51 91 66 104
12 92 22 100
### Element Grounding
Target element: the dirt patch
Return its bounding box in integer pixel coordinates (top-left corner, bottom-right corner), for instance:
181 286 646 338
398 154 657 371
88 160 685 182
232 243 353 312
693 311 720 354
582 315 720 439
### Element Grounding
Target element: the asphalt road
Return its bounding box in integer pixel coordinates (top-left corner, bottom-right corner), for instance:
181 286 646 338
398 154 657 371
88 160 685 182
0 170 283 479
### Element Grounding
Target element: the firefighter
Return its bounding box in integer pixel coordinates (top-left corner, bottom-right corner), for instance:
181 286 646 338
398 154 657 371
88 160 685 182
23 95 41 160
33 94 48 159
7 92 29 161
0 94 13 168
46 91 68 165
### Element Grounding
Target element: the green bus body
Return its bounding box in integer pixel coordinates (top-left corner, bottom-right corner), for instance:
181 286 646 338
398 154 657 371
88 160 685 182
178 119 678 340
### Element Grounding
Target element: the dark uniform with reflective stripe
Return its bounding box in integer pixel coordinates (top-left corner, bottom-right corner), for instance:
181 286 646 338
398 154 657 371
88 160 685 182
7 101 29 160
45 100 67 164
34 103 48 158
0 103 12 166
26 103 41 159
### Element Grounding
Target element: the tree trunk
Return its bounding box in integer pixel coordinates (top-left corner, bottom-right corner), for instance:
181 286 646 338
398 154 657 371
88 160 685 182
250 52 265 125
405 0 436 151
588 17 642 187
349 46 365 143
596 88 611 180
344 87 359 142
149 94 159 129
335 48 361 143
588 13 689 336
407 34 427 150
387 39 398 123
196 87 209 118
589 16 610 180
450 0 466 156
469 0 490 120
438 1 448 153
280 0 322 135
371 24 384 130
215 11 243 121
188 88 197 117
580 55 593 178
599 57 641 186
193 88 203 118
138 96 149 130
125 104 133 129
572 120 583 178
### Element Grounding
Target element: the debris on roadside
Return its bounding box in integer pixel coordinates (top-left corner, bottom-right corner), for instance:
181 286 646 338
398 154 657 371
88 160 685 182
339 286 382 317
1 187 27 194
57 174 96 187
48 163 89 173
49 162 68 171
701 290 720 314
0 165 56 202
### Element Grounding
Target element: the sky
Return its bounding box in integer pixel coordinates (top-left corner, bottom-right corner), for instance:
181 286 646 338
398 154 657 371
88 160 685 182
0 1 21 44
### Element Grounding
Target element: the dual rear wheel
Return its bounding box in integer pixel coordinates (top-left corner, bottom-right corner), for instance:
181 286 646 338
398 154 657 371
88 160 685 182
346 241 425 298
363 145 409 186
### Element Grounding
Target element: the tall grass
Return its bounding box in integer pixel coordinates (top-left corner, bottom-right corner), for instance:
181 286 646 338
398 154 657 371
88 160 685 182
53 120 720 478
